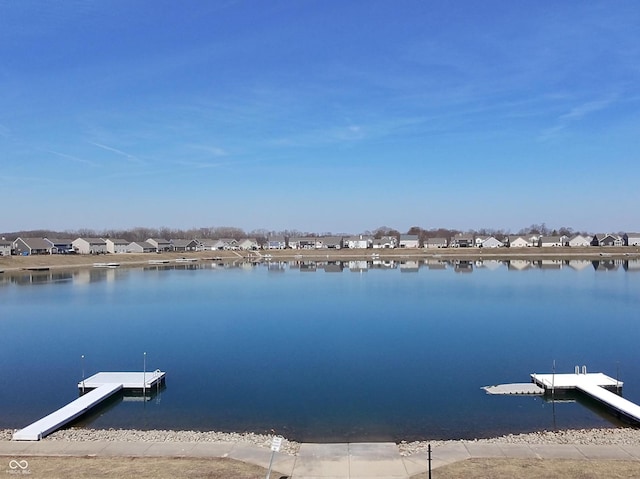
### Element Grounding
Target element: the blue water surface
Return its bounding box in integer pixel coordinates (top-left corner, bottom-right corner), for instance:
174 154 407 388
1 259 639 441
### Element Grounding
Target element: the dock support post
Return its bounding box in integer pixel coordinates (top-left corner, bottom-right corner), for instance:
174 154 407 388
81 355 85 395
427 443 432 479
143 352 146 397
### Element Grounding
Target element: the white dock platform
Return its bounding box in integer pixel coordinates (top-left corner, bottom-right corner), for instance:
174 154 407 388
531 371 640 423
13 370 166 441
12 384 122 441
79 370 165 390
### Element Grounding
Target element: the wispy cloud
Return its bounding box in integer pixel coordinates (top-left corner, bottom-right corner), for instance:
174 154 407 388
88 141 145 165
187 144 229 157
41 148 99 167
539 95 618 141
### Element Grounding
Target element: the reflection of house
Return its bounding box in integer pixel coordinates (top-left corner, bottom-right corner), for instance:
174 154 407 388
322 262 344 272
567 260 592 271
72 238 107 254
624 260 640 272
399 260 419 272
127 241 156 253
507 260 532 270
424 237 448 248
593 259 620 271
399 234 419 248
568 235 591 247
624 233 640 246
454 260 473 272
591 234 623 247
105 238 129 254
348 260 369 271
13 237 55 255
537 259 563 269
424 259 447 269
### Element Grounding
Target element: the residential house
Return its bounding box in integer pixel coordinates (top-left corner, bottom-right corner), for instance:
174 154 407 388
127 241 156 253
321 236 343 249
237 238 259 250
288 237 321 249
72 238 108 254
195 239 218 251
214 238 239 250
450 234 474 248
399 234 419 248
372 236 396 249
45 238 74 254
568 235 591 247
591 234 623 247
345 235 372 249
266 236 287 249
146 238 172 252
13 237 55 255
105 238 130 254
424 237 448 248
623 233 640 246
538 236 567 247
172 239 199 252
0 240 12 256
506 236 533 248
478 236 504 248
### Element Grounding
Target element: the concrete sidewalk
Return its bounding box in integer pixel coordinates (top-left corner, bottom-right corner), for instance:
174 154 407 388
2 440 640 478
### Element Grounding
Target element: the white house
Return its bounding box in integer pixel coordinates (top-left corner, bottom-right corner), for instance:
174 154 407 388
72 238 107 254
399 234 419 248
538 236 566 247
237 238 259 250
372 236 396 249
105 238 129 254
0 240 12 256
266 236 287 249
345 235 372 249
568 235 591 247
507 236 532 248
479 236 504 248
13 237 55 255
624 233 640 246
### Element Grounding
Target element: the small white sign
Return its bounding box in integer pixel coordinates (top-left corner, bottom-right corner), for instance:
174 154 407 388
271 436 283 452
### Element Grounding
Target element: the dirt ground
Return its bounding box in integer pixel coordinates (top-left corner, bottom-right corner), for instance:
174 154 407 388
4 456 640 479
420 457 640 479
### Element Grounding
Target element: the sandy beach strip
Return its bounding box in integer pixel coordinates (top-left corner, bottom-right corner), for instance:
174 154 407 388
3 427 640 457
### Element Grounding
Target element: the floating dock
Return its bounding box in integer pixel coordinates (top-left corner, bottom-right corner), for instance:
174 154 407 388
13 370 165 441
531 369 640 424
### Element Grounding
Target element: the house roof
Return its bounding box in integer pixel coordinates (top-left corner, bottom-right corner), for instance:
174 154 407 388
426 237 447 244
172 239 198 247
539 236 564 243
110 238 130 245
400 234 419 241
77 237 107 245
131 241 155 249
46 238 74 245
16 237 52 250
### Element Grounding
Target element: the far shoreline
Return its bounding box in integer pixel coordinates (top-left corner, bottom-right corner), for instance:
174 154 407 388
1 246 639 274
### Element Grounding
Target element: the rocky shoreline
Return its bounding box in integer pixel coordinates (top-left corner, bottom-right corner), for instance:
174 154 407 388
2 427 639 456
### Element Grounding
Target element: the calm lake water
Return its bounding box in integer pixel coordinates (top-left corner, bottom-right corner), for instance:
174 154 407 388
1 258 639 441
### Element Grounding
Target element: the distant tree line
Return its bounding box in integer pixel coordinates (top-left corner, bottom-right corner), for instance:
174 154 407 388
0 223 604 244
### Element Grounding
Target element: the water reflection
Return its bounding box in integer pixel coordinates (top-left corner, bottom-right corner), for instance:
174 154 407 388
2 259 640 285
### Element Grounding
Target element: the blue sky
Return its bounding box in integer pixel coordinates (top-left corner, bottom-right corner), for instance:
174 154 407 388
1 1 639 234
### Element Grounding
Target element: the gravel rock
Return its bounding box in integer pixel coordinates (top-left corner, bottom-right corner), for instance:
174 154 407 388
3 427 640 457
